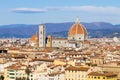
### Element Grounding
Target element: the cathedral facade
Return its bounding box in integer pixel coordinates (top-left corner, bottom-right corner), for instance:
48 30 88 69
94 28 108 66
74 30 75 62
30 18 90 48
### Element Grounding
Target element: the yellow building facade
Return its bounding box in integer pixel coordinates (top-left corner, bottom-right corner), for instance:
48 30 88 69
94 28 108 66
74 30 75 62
99 65 120 80
65 66 89 80
88 71 117 80
90 57 105 66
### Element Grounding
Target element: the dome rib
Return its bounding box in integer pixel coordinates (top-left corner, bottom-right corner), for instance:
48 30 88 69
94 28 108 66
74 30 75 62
68 22 87 36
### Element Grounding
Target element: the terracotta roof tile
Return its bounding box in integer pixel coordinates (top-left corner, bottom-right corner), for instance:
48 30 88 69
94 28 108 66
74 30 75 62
65 66 89 71
68 22 87 35
88 71 117 77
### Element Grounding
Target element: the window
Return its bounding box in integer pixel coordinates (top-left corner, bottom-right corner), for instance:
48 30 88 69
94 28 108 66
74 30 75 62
41 31 42 34
9 73 15 75
94 76 96 79
98 77 100 79
103 77 105 79
9 77 14 79
9 70 14 72
73 37 74 40
48 38 50 42
82 75 84 78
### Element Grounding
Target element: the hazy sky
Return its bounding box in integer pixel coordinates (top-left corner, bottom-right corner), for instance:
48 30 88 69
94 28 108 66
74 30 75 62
0 0 120 25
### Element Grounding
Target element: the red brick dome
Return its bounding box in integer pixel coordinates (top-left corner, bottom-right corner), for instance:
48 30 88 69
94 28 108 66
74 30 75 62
68 18 87 36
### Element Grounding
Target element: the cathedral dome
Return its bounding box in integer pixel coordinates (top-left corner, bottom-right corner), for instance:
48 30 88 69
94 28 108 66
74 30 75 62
68 18 87 36
30 35 38 42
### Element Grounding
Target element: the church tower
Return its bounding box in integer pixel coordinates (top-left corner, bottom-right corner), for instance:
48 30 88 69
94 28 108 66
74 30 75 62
35 31 39 48
39 24 46 47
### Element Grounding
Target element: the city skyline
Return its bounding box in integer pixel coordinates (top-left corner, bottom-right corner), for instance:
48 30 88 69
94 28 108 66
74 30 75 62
0 0 120 25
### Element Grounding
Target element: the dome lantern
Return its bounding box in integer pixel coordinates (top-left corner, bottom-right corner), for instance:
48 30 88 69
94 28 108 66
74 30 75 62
76 17 80 23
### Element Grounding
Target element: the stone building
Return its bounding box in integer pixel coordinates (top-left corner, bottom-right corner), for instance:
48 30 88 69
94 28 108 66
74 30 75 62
30 18 90 48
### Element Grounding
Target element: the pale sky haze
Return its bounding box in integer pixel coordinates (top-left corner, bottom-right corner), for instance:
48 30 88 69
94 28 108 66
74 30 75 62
0 0 120 25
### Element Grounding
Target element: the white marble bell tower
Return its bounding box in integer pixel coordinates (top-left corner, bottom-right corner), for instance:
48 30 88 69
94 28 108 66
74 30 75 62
39 24 46 47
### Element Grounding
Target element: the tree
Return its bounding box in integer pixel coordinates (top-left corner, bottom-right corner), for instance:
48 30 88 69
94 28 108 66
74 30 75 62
0 75 4 80
25 67 31 80
22 77 26 80
16 77 27 80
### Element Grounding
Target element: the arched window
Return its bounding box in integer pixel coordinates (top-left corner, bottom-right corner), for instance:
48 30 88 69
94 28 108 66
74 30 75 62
40 31 42 34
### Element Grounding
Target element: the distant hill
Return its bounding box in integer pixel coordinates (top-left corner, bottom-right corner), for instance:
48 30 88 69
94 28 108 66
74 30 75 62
0 22 120 38
115 24 120 28
0 24 38 38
